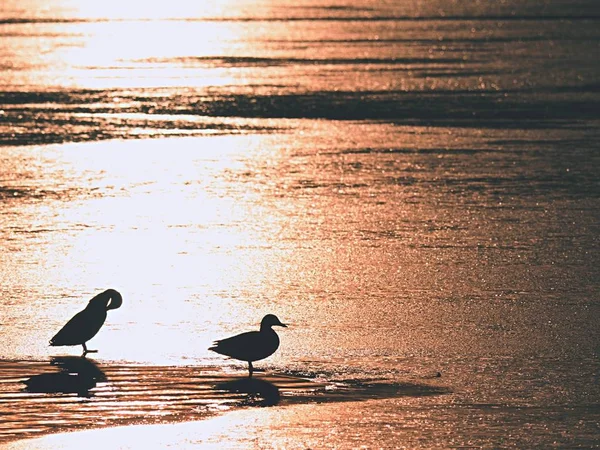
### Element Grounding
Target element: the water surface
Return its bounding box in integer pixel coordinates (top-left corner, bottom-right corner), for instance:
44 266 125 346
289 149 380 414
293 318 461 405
1 0 599 448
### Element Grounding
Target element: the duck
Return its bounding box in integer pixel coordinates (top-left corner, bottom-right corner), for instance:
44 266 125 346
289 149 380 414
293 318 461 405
50 289 123 356
209 314 287 377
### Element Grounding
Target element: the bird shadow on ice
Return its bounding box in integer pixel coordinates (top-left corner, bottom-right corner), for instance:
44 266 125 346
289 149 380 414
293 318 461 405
214 377 281 407
211 371 451 408
22 356 106 398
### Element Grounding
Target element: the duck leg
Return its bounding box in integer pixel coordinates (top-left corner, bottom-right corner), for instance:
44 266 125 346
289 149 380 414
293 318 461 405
82 343 98 356
248 361 254 378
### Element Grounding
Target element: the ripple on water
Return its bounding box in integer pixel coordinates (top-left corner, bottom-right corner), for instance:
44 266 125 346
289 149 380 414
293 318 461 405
0 358 449 443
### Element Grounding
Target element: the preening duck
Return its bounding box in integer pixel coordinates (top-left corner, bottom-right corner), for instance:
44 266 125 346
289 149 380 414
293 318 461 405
50 289 123 356
209 314 287 377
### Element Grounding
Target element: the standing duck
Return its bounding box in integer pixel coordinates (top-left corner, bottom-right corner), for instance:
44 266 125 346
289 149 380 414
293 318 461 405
50 289 123 356
209 314 287 377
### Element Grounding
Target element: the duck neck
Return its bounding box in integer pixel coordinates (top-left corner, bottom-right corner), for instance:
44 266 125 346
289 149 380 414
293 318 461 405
260 324 273 333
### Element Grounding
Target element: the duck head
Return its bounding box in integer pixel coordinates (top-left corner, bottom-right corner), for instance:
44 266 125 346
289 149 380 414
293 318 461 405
105 289 123 310
88 289 123 311
260 314 287 330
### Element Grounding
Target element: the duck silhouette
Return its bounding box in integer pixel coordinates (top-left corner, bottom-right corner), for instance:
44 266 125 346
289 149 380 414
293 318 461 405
50 289 123 356
209 314 287 377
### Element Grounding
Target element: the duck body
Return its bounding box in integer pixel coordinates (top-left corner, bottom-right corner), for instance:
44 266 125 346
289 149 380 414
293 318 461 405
209 314 287 377
50 289 122 355
210 328 280 363
50 304 107 347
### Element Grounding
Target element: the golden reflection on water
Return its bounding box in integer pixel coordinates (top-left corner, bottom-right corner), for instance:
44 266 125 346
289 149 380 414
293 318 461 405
2 0 600 448
7 2 257 89
46 0 246 20
3 399 419 450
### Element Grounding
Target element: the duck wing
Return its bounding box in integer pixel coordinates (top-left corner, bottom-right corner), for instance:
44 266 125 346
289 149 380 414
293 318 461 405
50 308 107 346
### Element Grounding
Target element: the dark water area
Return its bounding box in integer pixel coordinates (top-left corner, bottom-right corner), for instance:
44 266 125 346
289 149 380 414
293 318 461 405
1 0 599 448
2 85 600 146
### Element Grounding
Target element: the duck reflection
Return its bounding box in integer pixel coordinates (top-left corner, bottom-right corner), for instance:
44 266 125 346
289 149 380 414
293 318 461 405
215 377 280 406
23 356 106 397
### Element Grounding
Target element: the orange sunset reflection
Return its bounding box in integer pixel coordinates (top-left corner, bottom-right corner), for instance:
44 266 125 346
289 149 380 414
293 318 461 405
5 1 263 89
3 0 599 447
42 0 256 20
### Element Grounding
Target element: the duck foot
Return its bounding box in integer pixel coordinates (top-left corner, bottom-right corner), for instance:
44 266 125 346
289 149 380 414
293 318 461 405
82 343 98 356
